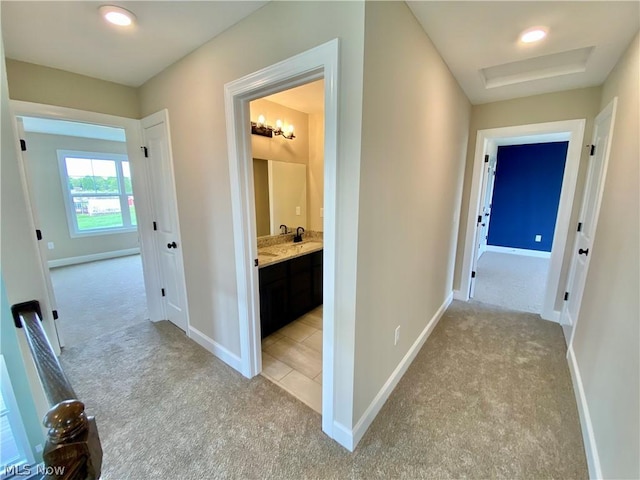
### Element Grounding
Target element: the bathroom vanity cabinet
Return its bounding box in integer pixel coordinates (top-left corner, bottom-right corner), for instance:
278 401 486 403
259 250 323 338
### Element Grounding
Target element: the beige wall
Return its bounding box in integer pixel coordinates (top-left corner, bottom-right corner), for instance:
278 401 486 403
572 32 639 480
354 1 471 421
24 132 139 261
139 1 366 429
454 87 602 308
6 59 140 119
308 112 324 232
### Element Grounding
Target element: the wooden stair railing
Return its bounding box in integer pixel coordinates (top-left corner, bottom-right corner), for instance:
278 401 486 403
11 300 102 480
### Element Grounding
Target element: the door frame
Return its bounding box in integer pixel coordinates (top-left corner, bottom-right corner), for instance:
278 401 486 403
457 119 586 321
9 100 165 326
224 39 339 438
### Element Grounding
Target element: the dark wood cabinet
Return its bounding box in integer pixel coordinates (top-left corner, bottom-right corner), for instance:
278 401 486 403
259 250 323 338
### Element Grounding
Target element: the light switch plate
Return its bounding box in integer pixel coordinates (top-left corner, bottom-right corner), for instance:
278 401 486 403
296 206 301 215
535 235 542 242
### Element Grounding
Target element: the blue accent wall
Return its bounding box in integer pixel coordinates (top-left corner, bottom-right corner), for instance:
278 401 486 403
487 142 568 252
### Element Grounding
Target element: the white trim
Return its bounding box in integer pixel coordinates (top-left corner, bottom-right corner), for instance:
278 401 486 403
224 39 340 442
351 293 453 450
567 346 602 479
188 326 243 372
453 289 467 301
47 248 140 268
331 421 355 452
485 245 551 259
460 120 586 323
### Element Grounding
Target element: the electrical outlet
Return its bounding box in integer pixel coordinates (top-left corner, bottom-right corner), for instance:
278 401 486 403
394 326 400 345
320 207 324 218
47 242 55 250
35 444 43 453
535 235 542 242
296 206 301 216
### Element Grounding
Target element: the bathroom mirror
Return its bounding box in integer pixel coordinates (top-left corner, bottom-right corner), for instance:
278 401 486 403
253 158 307 237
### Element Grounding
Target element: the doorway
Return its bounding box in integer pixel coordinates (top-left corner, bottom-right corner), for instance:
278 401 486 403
249 80 325 413
225 39 340 442
472 140 569 314
459 119 586 321
10 101 190 351
15 115 148 348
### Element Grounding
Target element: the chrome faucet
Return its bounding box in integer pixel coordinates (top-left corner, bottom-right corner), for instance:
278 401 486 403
279 224 288 234
293 226 304 243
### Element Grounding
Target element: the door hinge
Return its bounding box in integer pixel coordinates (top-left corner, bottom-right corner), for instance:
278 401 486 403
35 229 42 241
564 292 569 301
484 154 489 163
589 145 595 156
161 288 166 297
153 221 157 231
471 271 476 279
20 139 27 151
254 258 259 267
477 215 482 224
52 310 59 320
577 222 583 232
142 146 149 158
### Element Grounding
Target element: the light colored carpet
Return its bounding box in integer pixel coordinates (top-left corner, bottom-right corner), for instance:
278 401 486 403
474 251 550 313
59 300 587 479
50 255 148 348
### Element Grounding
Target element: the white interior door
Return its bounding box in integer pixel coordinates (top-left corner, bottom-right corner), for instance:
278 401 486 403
478 157 496 257
469 155 494 297
141 111 189 332
561 98 617 344
14 118 63 348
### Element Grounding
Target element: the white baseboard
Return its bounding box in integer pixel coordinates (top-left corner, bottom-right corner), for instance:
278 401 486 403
453 289 467 301
567 346 602 479
486 245 551 258
48 248 140 268
541 309 561 323
351 292 453 449
331 421 355 452
188 326 242 372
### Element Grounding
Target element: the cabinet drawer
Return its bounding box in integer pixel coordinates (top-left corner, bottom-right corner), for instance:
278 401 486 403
289 254 312 275
259 261 288 284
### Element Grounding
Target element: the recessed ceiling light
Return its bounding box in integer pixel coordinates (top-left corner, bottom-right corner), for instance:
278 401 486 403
520 27 548 44
99 5 136 27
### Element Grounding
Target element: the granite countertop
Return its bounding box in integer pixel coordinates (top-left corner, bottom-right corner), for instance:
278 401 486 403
257 240 323 268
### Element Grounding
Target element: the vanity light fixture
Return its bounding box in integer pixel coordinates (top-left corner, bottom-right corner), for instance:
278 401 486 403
99 5 136 26
519 26 548 44
250 115 295 140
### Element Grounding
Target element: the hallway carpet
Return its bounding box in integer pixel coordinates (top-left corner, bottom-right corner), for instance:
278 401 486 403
60 300 587 479
474 251 550 313
50 255 148 348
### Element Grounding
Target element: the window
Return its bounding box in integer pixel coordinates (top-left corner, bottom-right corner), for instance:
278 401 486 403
57 150 137 236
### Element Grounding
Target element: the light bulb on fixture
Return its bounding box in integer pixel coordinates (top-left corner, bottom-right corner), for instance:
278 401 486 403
99 5 136 27
257 115 266 127
519 26 548 44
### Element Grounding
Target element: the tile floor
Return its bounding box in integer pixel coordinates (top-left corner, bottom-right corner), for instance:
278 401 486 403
261 305 323 413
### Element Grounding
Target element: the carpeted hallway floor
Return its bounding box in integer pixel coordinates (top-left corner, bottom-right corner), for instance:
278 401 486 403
59 300 587 479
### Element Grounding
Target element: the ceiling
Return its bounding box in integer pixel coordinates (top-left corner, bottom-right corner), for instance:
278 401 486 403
1 1 268 87
263 80 325 115
407 1 639 104
1 2 638 103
